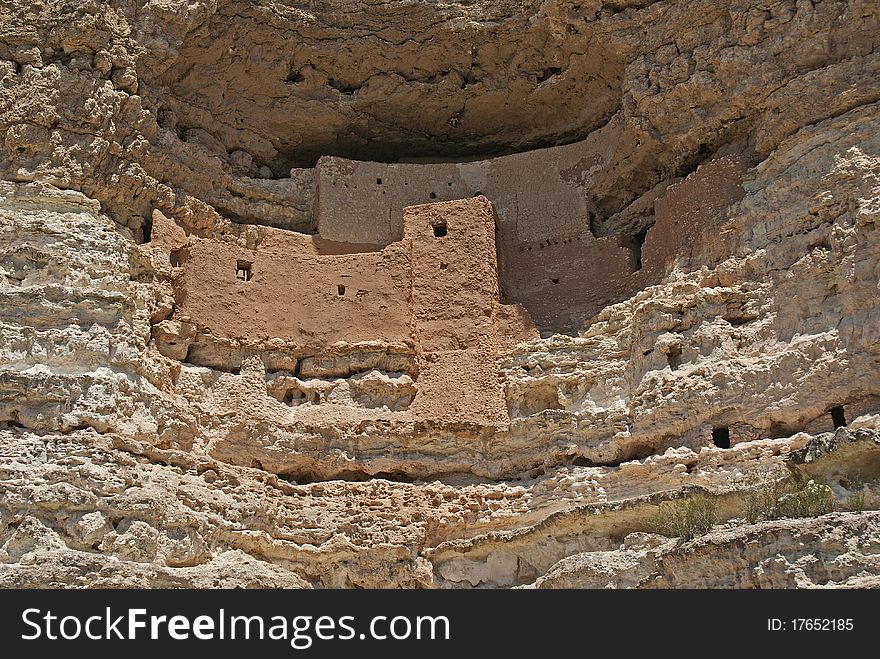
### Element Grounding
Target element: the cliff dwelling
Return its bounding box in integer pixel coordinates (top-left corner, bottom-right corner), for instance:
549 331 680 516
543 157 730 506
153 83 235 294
153 145 748 429
2 0 880 593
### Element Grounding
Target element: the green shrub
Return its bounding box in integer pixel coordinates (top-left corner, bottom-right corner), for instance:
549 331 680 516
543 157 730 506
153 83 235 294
743 476 836 523
656 494 718 542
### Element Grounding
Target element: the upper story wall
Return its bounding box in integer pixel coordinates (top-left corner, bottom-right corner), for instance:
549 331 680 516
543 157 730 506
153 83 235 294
403 197 534 426
644 155 748 273
499 154 748 334
184 125 746 340
313 115 621 246
311 119 635 334
405 196 503 353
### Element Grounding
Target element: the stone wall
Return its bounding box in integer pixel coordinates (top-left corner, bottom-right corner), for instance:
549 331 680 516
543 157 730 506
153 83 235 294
405 197 526 427
167 196 536 426
174 151 747 350
645 155 749 272
173 232 412 350
311 133 745 334
314 120 620 246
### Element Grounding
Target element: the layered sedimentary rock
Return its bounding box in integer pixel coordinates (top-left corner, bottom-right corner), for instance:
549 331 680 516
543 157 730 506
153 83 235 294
1 0 879 588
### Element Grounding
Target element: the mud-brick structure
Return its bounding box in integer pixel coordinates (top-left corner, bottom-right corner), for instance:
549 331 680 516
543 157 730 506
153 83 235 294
156 149 746 429
5 0 880 592
161 196 535 427
314 141 747 334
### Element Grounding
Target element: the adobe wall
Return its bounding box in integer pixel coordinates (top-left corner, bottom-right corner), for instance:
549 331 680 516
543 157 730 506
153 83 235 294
313 122 631 333
497 155 746 333
499 237 635 334
172 231 412 350
643 155 748 276
165 196 536 427
406 197 501 352
309 149 746 335
404 197 526 427
167 152 746 422
314 116 621 246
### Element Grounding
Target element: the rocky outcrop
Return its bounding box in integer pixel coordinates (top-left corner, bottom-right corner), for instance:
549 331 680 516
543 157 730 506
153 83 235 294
529 512 880 589
1 0 879 588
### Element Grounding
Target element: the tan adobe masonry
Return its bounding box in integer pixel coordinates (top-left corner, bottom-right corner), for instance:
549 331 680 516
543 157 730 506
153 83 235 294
313 148 747 333
228 115 745 333
152 147 746 428
158 196 535 428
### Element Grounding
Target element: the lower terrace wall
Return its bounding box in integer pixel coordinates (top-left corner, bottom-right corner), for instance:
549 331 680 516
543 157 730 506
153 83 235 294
172 232 412 350
160 197 537 427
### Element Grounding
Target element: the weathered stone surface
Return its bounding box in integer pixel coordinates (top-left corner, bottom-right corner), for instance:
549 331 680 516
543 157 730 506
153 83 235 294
0 0 879 588
528 512 880 589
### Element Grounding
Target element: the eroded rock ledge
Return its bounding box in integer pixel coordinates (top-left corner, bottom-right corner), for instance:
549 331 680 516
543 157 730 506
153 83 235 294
1 0 879 588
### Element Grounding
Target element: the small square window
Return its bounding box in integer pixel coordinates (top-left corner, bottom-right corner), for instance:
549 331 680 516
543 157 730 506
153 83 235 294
236 260 253 281
712 427 730 449
433 223 447 238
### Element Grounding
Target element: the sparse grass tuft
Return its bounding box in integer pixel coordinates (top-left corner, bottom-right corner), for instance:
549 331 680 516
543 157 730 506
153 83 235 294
841 476 880 512
845 489 866 512
655 494 717 542
743 475 836 523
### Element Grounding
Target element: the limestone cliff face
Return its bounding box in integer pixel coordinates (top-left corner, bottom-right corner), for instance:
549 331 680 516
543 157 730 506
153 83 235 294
1 0 879 588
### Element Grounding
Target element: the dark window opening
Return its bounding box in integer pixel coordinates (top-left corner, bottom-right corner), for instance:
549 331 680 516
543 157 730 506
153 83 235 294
284 389 306 405
625 227 649 272
712 426 730 449
537 67 562 83
236 260 253 281
376 177 382 185
550 278 559 285
429 192 437 199
142 214 152 244
286 69 305 84
169 249 183 267
830 405 847 429
337 284 346 296
433 223 448 238
667 345 682 370
587 211 599 237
